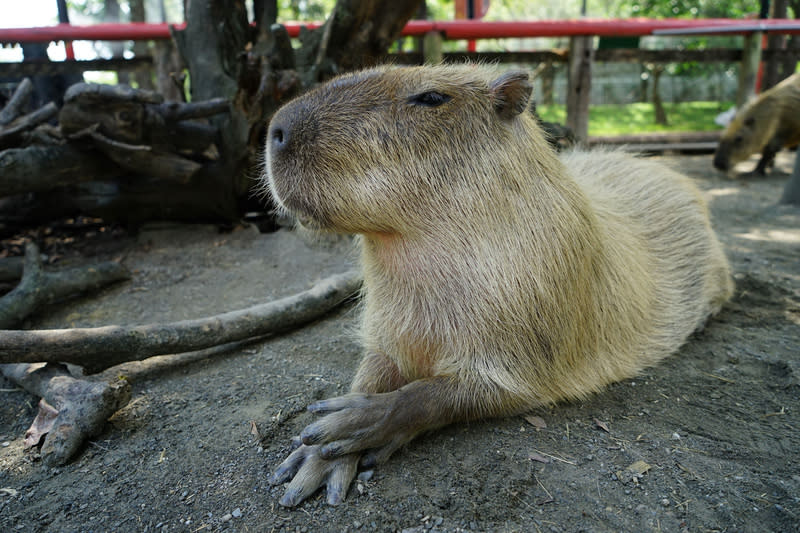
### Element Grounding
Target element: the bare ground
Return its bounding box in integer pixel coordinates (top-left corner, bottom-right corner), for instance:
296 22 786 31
1 152 798 533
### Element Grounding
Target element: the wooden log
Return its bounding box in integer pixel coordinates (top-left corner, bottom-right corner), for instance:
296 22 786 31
0 144 121 198
0 78 34 126
69 125 202 183
0 168 244 231
0 103 59 147
0 270 363 374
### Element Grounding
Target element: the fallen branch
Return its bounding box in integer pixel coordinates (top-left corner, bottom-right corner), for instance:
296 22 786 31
0 242 131 328
1 362 131 465
0 102 59 147
0 269 363 373
0 78 33 126
157 98 230 121
70 125 202 183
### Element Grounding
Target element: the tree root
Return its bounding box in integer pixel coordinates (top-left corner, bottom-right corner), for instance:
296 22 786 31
2 363 131 466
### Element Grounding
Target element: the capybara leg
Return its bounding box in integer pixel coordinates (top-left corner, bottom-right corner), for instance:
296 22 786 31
753 145 779 175
298 376 507 461
271 352 408 506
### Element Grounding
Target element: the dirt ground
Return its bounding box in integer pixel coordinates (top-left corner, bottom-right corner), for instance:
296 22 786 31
1 152 798 533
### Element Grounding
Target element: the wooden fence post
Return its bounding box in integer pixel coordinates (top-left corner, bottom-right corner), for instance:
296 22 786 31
779 151 800 205
736 31 762 108
566 35 594 142
423 31 443 64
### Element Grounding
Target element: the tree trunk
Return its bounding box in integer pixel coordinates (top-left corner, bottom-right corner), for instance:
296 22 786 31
171 0 424 212
566 36 593 142
540 61 554 106
652 65 668 126
763 0 788 91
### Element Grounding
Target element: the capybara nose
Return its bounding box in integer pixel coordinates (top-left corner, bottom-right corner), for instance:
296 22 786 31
712 153 728 171
269 122 289 152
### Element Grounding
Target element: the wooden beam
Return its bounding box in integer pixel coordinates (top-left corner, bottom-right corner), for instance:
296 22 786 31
566 36 593 142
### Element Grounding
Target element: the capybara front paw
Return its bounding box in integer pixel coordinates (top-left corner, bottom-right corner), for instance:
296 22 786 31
299 391 412 458
270 443 359 507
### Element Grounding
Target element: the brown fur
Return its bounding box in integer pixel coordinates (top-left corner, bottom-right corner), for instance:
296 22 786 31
714 72 800 174
264 64 734 507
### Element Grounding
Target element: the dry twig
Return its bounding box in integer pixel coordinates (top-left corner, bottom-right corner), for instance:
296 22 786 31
0 269 362 373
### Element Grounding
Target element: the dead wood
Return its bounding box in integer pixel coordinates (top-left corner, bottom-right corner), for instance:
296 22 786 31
69 125 202 183
0 242 131 328
1 362 131 465
0 78 34 126
0 103 59 148
0 143 120 197
0 270 363 374
59 83 227 155
0 256 24 282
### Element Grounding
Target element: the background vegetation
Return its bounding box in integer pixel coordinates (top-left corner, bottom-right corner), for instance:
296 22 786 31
53 0 798 135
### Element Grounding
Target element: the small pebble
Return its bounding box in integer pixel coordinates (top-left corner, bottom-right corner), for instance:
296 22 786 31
661 498 671 507
232 508 242 518
1 442 10 447
221 513 232 522
671 432 681 440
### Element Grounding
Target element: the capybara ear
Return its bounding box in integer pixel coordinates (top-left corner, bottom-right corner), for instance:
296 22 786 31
490 71 533 120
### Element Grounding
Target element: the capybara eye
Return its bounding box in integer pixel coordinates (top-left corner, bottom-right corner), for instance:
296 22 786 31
408 91 452 107
734 134 743 145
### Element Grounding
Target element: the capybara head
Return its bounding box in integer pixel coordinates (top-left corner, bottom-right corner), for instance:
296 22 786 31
264 65 537 235
713 114 759 171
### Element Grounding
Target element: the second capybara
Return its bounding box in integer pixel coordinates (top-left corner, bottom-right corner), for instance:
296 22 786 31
263 64 734 507
714 72 800 175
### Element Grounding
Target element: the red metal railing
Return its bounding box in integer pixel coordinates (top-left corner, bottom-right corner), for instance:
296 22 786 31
2 18 800 45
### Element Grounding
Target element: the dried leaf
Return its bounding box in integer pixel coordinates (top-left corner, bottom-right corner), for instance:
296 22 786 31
626 460 651 475
524 415 547 429
249 420 261 440
528 452 552 464
593 418 610 432
616 460 652 484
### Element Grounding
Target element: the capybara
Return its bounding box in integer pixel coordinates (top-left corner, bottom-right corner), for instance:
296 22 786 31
713 72 800 175
263 64 733 507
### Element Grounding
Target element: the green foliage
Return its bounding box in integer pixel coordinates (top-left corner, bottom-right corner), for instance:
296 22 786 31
536 101 733 136
426 0 455 20
278 0 336 21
